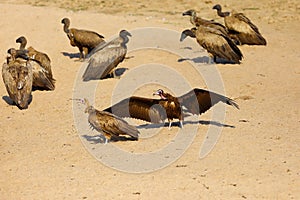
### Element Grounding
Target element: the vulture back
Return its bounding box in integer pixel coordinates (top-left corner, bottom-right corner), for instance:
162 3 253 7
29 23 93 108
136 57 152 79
2 60 33 109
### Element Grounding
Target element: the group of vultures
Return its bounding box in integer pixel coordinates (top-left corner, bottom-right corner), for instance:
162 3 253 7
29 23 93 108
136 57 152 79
2 4 266 143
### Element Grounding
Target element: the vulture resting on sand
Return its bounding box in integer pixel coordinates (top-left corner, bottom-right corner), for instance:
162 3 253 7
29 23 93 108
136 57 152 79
212 4 267 45
16 36 55 90
82 30 131 81
180 26 243 64
61 18 105 59
2 49 33 109
83 98 139 144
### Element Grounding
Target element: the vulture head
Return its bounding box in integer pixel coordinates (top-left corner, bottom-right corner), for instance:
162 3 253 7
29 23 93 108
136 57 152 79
212 4 222 11
119 30 132 38
182 9 197 17
180 28 196 42
7 48 29 61
16 36 27 49
83 98 94 114
153 89 168 100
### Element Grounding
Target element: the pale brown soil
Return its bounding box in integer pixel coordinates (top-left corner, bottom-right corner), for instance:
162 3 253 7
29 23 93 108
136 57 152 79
0 1 299 199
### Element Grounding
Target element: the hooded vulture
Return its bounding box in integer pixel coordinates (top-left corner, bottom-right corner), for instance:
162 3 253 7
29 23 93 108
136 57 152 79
83 98 139 143
2 48 33 109
180 26 243 64
82 30 131 81
61 18 105 59
212 4 267 45
16 36 55 90
104 89 183 129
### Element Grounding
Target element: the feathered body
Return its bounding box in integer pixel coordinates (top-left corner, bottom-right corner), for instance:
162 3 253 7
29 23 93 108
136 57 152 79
213 4 267 45
16 36 55 90
82 30 131 81
180 26 243 64
61 18 105 59
2 50 33 109
84 99 139 143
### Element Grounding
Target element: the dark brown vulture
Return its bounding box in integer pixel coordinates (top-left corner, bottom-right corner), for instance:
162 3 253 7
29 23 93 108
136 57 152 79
83 98 139 143
82 30 131 81
61 18 105 59
15 36 55 90
182 9 228 36
180 26 243 64
104 89 183 129
2 49 33 109
213 4 267 45
177 88 239 115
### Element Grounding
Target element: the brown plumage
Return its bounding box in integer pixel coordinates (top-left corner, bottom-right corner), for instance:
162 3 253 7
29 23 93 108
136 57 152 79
83 98 139 144
182 9 229 36
61 18 105 59
104 89 183 129
2 49 33 109
15 36 55 90
177 88 239 115
82 30 131 81
180 26 243 64
213 4 267 45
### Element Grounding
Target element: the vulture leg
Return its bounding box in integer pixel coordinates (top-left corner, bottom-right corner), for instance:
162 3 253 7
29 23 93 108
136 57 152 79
168 120 172 130
83 47 89 59
179 120 184 128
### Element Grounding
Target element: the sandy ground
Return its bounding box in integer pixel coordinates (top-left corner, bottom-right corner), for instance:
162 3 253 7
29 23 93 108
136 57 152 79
0 1 299 199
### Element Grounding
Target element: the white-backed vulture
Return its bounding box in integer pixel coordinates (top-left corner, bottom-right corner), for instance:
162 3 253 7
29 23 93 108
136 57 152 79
16 36 55 90
83 98 139 144
82 30 131 81
213 4 267 45
61 18 105 59
2 49 33 109
180 26 243 64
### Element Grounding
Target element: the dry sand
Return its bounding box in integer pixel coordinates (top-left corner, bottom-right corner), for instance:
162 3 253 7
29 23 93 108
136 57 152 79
0 1 299 199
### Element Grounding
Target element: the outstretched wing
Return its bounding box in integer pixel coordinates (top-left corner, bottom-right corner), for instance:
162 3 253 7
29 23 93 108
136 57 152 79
178 88 239 115
82 44 126 81
103 96 167 123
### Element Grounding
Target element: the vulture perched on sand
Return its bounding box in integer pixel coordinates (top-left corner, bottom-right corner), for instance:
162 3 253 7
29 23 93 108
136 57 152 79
82 30 131 81
16 36 55 90
180 26 243 64
83 98 139 143
61 18 105 59
2 48 33 109
212 4 267 45
182 9 229 36
104 89 183 129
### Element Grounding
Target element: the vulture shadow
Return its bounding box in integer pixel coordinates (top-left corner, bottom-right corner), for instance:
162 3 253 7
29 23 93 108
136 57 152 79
178 56 238 64
2 95 33 108
61 52 81 59
82 134 137 144
137 120 235 129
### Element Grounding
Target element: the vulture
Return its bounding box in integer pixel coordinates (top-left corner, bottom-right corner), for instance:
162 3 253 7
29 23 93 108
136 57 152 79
82 30 131 81
182 9 228 36
180 26 243 64
16 36 55 90
104 89 183 129
2 48 33 109
83 98 139 143
61 18 105 59
212 4 267 45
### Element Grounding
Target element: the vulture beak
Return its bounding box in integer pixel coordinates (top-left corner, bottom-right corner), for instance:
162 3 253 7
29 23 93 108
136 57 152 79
182 10 193 16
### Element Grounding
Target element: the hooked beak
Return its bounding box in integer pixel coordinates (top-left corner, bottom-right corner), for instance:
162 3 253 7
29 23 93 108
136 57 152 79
182 10 193 16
